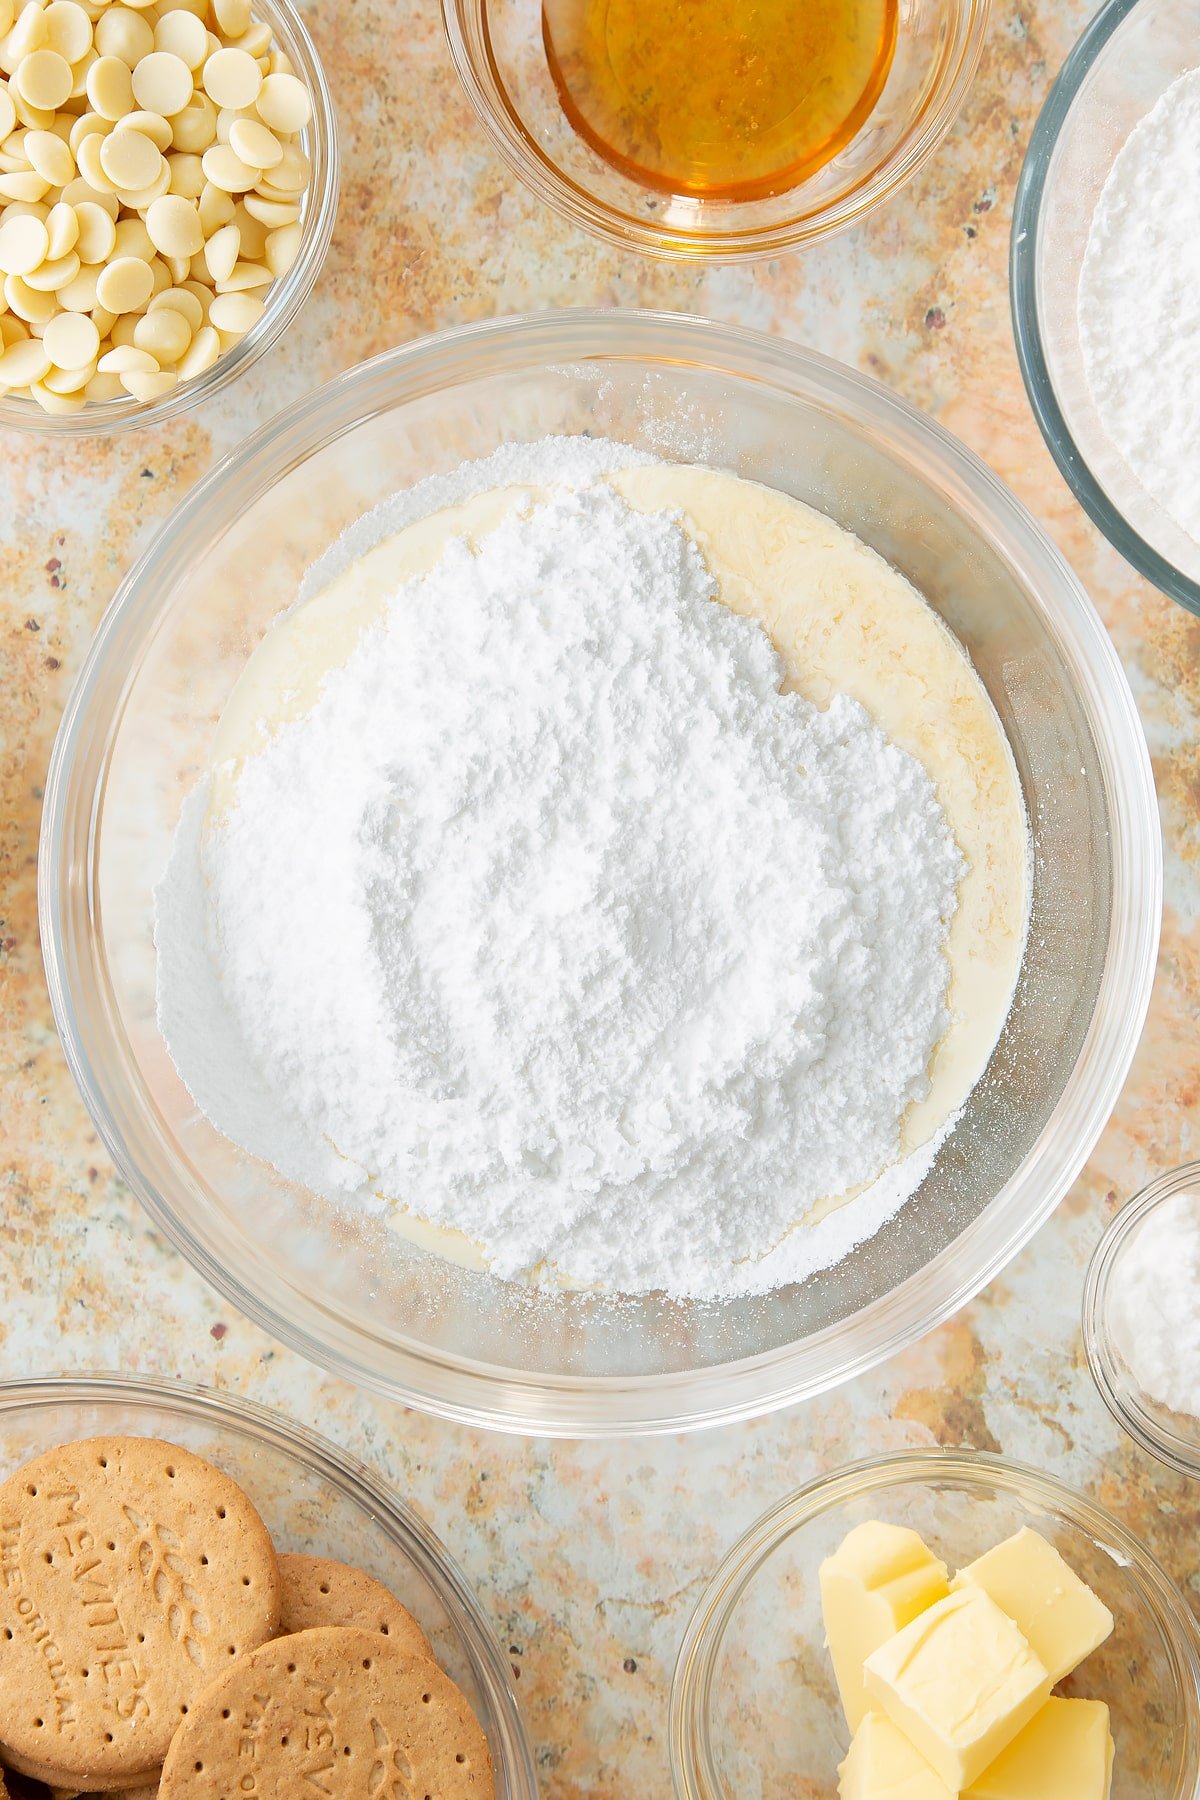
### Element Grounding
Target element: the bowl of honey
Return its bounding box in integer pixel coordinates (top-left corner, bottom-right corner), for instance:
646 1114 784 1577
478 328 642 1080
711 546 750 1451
442 0 990 257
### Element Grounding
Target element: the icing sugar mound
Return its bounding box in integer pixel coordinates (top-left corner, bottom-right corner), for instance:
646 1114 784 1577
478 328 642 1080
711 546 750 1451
1109 1190 1200 1420
156 474 964 1299
1079 68 1200 545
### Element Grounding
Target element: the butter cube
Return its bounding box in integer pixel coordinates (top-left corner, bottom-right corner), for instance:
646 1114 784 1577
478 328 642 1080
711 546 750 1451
820 1522 951 1731
863 1585 1052 1789
964 1697 1115 1799
838 1712 954 1800
952 1528 1114 1684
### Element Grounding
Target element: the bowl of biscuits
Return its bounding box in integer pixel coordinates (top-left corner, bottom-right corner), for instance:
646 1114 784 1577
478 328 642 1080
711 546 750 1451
0 1372 536 1798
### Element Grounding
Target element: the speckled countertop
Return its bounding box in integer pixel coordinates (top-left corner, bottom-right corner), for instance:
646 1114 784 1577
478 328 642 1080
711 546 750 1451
2 0 1199 1792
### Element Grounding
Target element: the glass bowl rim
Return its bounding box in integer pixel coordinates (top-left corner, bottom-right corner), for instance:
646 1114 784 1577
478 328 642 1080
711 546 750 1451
1009 0 1200 616
38 307 1162 1437
0 0 340 439
668 1445 1200 1800
0 1368 539 1797
1083 1159 1200 1479
440 0 991 259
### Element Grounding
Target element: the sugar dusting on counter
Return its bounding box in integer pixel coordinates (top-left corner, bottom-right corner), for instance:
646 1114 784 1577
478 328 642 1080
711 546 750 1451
156 446 965 1299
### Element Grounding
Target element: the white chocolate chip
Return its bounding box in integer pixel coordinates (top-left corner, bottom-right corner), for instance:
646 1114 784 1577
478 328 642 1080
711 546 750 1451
264 218 298 276
43 1 94 65
44 197 79 258
24 124 74 183
28 376 85 411
206 286 260 332
56 261 101 308
153 7 207 68
95 6 154 66
145 189 201 254
95 250 152 310
43 305 100 366
228 113 278 169
166 149 204 195
4 269 56 318
133 301 189 359
99 122 161 187
122 107 173 149
132 48 192 114
202 45 260 109
0 332 51 383
200 139 256 190
86 54 135 120
0 209 48 273
197 176 233 232
202 216 236 279
149 280 201 326
24 249 81 290
255 70 309 133
214 256 268 291
170 87 217 150
97 339 157 370
43 354 97 391
82 366 124 399
240 191 297 227
73 198 116 261
175 316 216 376
0 168 49 200
120 364 176 398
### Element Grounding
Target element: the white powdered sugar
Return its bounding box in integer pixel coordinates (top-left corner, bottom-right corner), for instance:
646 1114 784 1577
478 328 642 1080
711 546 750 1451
1109 1191 1200 1420
156 452 965 1299
1079 68 1200 545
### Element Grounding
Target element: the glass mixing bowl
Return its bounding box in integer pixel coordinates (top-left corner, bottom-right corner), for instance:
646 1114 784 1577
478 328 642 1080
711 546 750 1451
669 1449 1200 1798
443 0 989 258
0 1372 537 1798
1084 1161 1200 1480
39 310 1161 1436
0 0 339 438
1011 0 1200 613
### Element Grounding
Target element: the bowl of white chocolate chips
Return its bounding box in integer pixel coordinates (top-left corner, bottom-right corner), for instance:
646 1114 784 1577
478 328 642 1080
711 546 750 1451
0 0 337 426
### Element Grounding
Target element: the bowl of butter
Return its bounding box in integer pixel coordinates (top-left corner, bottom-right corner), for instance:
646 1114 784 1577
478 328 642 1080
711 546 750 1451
670 1448 1200 1799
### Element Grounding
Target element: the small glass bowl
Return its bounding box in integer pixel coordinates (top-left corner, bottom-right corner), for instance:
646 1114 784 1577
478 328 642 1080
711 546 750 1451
0 0 339 437
442 0 990 259
0 1372 537 1799
1011 0 1200 614
669 1449 1200 1799
1084 1162 1200 1479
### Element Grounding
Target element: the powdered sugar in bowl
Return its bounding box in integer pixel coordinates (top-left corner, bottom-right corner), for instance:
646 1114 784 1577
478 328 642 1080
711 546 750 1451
1084 1162 1200 1478
1012 0 1200 614
41 311 1160 1435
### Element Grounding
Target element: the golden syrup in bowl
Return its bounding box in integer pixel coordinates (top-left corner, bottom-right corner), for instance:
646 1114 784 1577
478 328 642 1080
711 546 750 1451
541 0 898 201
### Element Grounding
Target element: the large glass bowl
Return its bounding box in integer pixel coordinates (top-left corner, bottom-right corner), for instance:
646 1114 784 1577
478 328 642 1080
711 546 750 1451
0 1372 537 1798
1011 0 1200 613
669 1450 1200 1798
39 310 1160 1436
0 0 339 438
443 0 989 258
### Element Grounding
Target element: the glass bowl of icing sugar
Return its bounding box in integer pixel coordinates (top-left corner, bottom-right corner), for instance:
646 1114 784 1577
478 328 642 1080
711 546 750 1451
1012 0 1200 614
1084 1161 1200 1478
39 310 1161 1436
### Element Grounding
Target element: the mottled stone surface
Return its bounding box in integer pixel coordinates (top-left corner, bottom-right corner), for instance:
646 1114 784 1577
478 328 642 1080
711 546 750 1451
2 0 1199 1794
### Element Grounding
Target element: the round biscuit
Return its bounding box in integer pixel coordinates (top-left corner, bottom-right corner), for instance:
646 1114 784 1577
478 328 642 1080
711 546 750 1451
0 1437 280 1785
159 1627 494 1799
276 1555 432 1659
